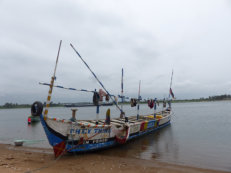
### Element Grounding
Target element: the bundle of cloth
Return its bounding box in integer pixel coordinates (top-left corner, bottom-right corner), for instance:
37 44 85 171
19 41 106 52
99 89 109 101
93 89 110 106
148 99 154 109
130 98 137 107
148 99 160 109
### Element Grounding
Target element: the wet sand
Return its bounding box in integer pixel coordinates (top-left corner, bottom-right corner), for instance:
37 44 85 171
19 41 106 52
0 144 229 173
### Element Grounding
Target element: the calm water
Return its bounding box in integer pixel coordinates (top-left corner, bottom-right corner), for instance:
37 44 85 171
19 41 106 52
0 101 231 171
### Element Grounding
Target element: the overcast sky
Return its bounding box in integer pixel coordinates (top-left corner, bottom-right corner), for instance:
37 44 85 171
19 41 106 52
0 0 231 104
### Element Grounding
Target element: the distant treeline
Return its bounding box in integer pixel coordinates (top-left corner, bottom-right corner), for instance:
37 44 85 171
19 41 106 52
0 103 31 109
207 94 231 100
173 94 231 103
0 94 231 109
0 102 64 109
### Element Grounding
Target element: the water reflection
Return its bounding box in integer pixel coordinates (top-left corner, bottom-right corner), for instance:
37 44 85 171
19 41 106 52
27 121 40 127
98 124 179 164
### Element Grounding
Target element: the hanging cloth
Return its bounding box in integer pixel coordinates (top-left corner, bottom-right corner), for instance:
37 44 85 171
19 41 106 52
130 98 137 107
130 99 134 107
105 94 110 102
148 99 154 109
93 92 100 106
133 99 137 106
99 89 107 101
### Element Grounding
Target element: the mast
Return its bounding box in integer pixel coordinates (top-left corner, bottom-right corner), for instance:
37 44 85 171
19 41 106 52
121 68 124 115
96 89 100 124
154 98 157 119
136 80 141 120
43 40 62 118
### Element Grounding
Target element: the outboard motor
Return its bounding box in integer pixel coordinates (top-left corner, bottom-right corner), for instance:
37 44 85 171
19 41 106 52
31 101 43 116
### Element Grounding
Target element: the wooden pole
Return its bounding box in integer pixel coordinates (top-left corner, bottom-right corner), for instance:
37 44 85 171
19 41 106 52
137 80 141 120
44 40 62 118
121 68 124 117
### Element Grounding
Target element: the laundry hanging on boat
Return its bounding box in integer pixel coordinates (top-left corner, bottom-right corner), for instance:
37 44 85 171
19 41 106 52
93 92 100 106
130 98 137 107
170 88 175 99
105 94 110 101
148 99 154 109
99 89 107 101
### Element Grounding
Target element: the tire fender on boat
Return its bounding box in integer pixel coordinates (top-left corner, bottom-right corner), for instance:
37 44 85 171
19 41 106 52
31 101 43 116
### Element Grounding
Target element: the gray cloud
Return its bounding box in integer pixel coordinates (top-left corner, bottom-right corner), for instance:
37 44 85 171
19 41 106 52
0 0 231 104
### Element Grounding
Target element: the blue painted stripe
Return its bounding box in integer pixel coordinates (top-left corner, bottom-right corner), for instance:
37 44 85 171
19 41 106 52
128 121 171 140
66 140 116 152
68 88 76 90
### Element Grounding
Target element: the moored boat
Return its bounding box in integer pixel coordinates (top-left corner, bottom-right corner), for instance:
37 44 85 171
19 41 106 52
27 115 40 124
34 41 173 157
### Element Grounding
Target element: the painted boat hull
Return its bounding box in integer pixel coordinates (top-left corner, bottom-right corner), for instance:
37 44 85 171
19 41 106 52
40 111 171 157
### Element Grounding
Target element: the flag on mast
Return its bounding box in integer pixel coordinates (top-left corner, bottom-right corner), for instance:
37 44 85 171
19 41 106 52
170 88 175 99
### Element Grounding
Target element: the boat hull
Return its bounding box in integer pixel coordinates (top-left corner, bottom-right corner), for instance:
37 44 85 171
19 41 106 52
40 111 171 156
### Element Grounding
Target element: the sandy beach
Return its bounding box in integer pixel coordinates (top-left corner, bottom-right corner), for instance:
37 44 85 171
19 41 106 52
0 144 229 173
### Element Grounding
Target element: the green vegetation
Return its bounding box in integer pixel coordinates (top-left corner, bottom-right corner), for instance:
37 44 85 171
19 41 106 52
0 102 64 109
0 103 31 109
172 94 231 103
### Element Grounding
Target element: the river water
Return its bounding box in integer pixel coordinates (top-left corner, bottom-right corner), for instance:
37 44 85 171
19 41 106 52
0 101 231 171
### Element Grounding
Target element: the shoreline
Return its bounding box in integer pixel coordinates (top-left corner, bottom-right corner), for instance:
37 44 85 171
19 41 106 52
1 99 231 109
0 143 229 173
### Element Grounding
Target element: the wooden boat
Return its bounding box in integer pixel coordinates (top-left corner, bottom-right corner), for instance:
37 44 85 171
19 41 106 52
27 115 40 124
33 41 173 157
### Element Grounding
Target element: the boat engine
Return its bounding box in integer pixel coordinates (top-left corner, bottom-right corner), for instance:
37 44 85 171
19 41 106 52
31 101 43 116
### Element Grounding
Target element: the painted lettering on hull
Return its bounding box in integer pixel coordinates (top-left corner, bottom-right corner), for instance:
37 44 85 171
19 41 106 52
69 128 111 135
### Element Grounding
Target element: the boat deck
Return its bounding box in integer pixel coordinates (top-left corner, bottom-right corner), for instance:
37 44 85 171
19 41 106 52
75 110 170 127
